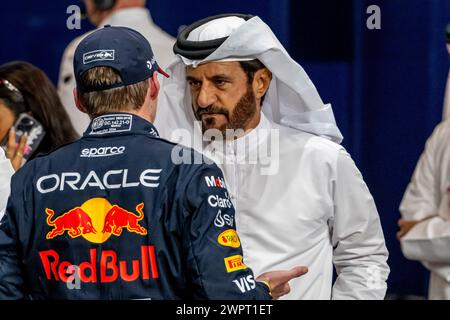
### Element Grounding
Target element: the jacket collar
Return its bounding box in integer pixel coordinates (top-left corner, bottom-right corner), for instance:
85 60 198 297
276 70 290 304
82 112 159 138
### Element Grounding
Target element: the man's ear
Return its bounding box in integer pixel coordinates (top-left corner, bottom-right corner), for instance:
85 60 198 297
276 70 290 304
73 88 87 114
253 68 272 101
148 72 160 100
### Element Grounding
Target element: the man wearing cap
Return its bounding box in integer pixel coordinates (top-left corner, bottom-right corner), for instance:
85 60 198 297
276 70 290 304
0 25 305 299
58 0 175 136
156 14 390 300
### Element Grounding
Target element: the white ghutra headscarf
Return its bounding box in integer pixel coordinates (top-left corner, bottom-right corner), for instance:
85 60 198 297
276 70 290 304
155 14 343 148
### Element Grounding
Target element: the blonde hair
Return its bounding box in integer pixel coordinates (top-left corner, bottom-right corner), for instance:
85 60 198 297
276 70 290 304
79 67 149 117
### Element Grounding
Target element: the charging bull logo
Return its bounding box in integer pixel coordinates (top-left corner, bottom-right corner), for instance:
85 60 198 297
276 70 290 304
46 207 96 239
45 198 147 243
102 203 147 236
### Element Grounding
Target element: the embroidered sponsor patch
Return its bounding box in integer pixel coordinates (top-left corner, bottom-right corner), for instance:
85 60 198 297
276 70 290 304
214 210 234 228
90 114 132 135
83 50 115 64
224 255 247 273
217 229 240 248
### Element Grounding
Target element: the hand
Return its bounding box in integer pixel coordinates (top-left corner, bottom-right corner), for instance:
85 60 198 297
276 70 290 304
256 266 308 300
397 219 420 240
5 127 27 171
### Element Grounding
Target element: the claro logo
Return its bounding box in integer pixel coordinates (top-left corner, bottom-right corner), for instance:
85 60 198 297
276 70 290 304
80 146 125 158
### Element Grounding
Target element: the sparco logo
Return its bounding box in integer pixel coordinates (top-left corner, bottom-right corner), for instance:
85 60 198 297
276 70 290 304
83 50 115 64
80 146 125 158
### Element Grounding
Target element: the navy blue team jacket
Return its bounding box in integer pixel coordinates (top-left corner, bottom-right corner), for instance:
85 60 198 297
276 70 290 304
0 113 270 300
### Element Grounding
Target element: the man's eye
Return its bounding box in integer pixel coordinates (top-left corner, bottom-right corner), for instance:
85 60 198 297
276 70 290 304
215 80 226 86
188 80 201 87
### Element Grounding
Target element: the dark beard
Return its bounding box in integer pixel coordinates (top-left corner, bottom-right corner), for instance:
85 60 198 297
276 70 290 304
194 84 257 136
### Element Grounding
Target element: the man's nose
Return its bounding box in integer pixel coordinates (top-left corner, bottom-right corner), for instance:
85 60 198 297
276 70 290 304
196 83 217 108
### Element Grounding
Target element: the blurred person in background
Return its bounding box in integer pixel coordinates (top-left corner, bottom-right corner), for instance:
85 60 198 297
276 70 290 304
0 61 79 171
58 0 175 135
398 24 450 300
398 120 450 299
443 23 450 120
0 148 14 221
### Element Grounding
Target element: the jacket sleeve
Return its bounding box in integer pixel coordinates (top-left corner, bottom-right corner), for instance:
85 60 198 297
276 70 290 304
182 163 271 300
401 217 450 263
331 149 390 300
0 175 25 300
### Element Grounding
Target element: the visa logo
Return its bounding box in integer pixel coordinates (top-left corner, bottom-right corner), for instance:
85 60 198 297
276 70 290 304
233 275 256 293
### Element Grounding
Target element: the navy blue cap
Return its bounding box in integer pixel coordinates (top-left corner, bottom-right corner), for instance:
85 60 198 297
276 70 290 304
74 25 169 93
